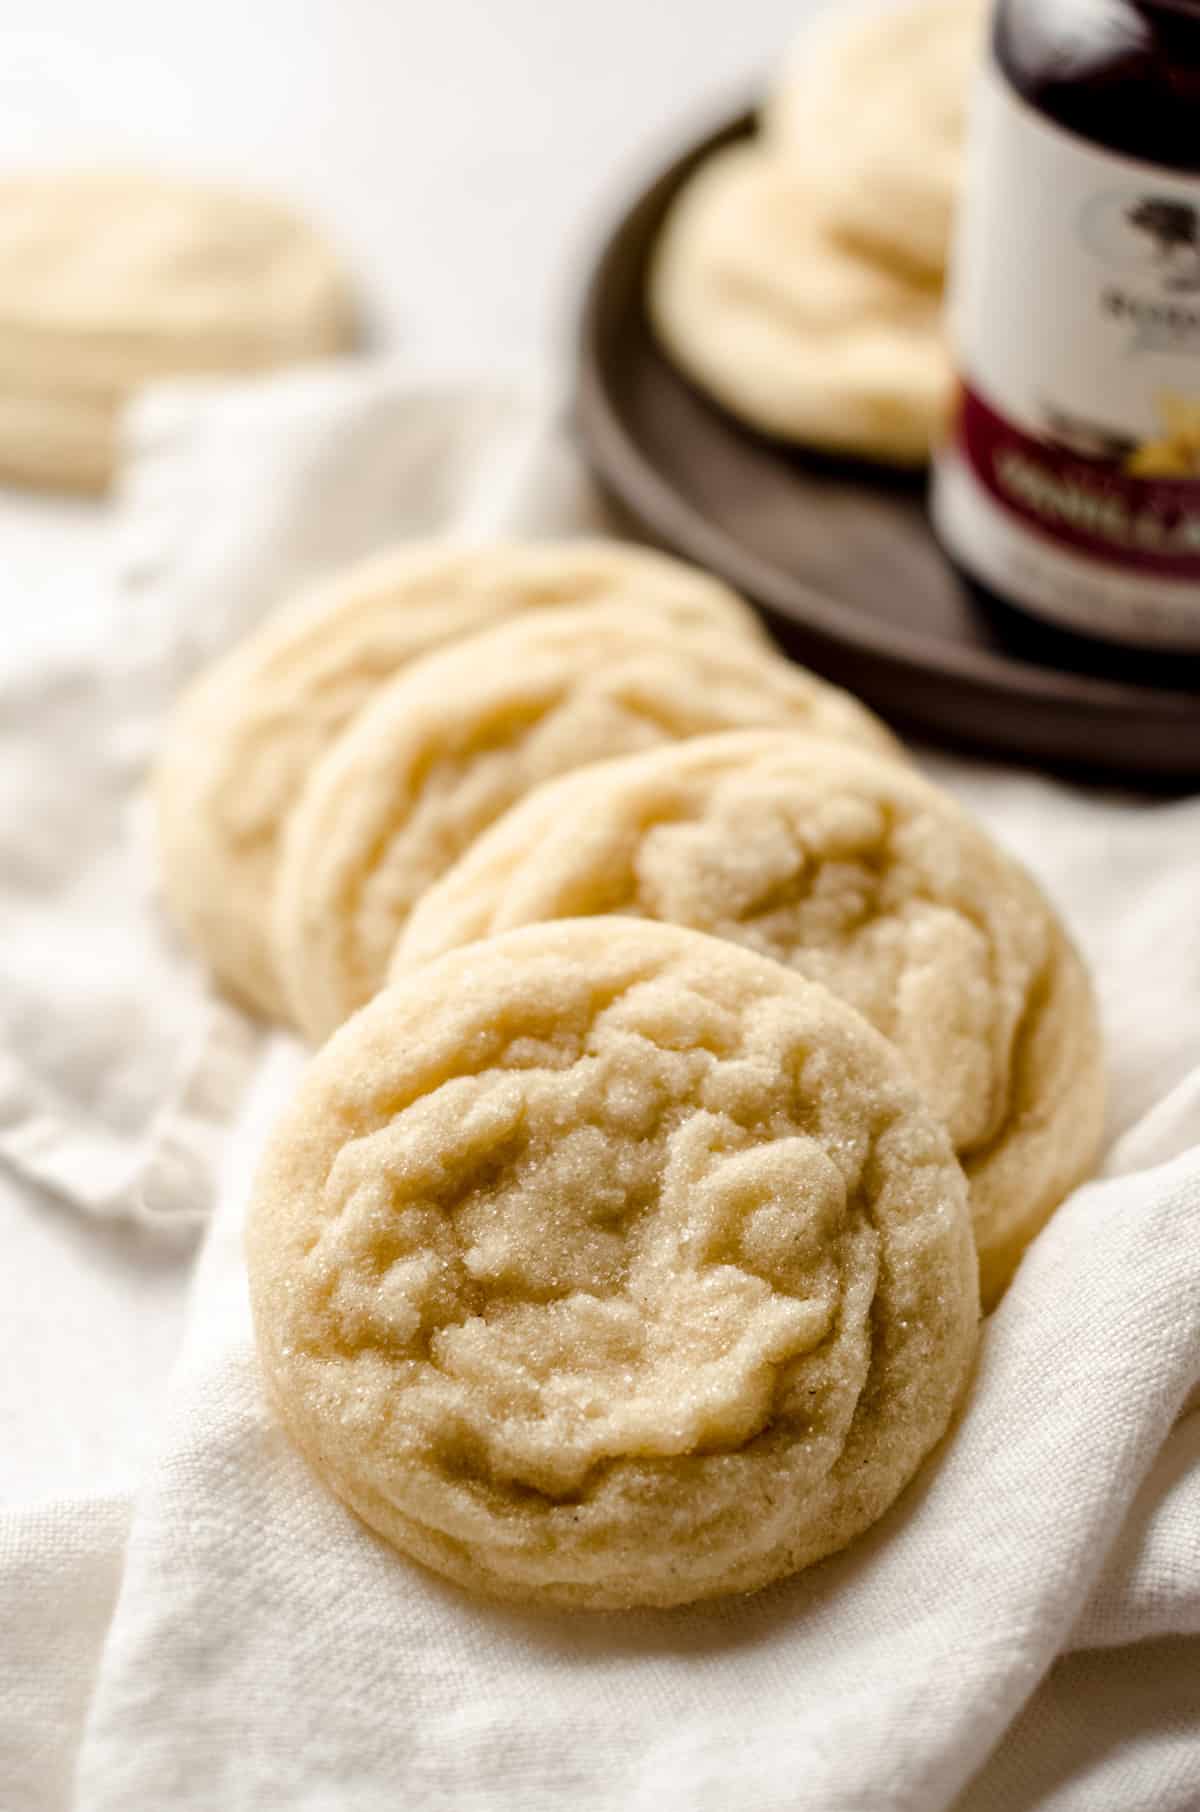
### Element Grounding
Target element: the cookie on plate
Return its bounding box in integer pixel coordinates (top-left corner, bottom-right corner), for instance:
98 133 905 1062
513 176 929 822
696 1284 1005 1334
0 169 356 491
394 732 1105 1307
272 604 901 1039
648 142 951 465
155 540 766 1021
763 0 985 278
247 917 979 1609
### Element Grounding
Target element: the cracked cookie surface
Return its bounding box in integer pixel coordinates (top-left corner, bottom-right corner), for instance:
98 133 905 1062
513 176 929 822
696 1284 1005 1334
154 540 765 1019
248 918 978 1609
395 733 1105 1306
763 0 984 278
648 142 951 464
272 605 899 1040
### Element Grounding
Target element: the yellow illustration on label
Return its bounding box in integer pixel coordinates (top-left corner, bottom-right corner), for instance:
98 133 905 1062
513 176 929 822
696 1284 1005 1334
1126 394 1200 477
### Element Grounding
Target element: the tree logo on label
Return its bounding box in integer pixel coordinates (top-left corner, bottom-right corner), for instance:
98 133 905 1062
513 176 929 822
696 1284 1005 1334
1081 190 1200 293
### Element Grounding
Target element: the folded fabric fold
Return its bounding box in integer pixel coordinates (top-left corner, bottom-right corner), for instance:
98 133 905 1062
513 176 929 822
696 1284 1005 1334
73 1109 1200 1812
0 362 605 1225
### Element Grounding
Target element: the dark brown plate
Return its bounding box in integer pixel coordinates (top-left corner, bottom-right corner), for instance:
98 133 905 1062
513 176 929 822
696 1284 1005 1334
574 113 1200 782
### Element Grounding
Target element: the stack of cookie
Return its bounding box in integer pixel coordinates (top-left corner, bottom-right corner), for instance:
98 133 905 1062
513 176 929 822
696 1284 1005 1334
155 542 891 1030
649 0 984 465
156 536 1104 1609
0 171 356 492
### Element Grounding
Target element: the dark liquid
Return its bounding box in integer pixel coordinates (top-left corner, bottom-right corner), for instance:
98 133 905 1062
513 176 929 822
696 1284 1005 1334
943 0 1200 672
997 0 1200 171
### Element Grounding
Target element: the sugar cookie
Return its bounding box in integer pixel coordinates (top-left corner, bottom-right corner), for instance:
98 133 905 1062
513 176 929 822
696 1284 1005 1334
0 169 356 491
648 143 950 464
763 0 984 277
396 732 1104 1305
272 605 901 1039
155 541 766 1019
248 918 979 1608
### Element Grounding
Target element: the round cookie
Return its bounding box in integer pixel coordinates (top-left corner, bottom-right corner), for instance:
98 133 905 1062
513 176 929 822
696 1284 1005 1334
0 169 356 492
247 917 979 1609
0 388 116 493
155 540 767 1021
763 0 985 278
395 733 1105 1308
648 143 951 465
272 605 901 1040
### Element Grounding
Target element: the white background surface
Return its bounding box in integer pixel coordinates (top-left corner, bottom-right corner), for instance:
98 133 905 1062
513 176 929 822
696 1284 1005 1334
0 0 806 366
0 0 818 1506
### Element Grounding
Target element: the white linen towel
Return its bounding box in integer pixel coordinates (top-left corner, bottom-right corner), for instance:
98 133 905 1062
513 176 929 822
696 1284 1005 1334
0 362 604 1223
72 1103 1200 1812
0 364 1195 1811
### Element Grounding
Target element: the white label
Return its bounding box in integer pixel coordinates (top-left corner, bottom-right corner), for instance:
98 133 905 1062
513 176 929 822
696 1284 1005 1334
932 57 1200 648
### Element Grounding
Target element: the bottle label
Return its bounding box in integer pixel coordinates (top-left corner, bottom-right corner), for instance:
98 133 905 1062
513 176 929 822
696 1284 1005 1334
933 57 1200 646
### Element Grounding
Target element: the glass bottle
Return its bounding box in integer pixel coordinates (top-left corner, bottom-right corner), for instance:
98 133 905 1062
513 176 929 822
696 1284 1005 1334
932 0 1200 649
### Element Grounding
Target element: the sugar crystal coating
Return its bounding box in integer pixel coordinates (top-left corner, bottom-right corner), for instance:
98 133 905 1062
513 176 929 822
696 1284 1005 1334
272 604 900 1039
155 540 767 1018
248 918 978 1609
396 733 1105 1305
